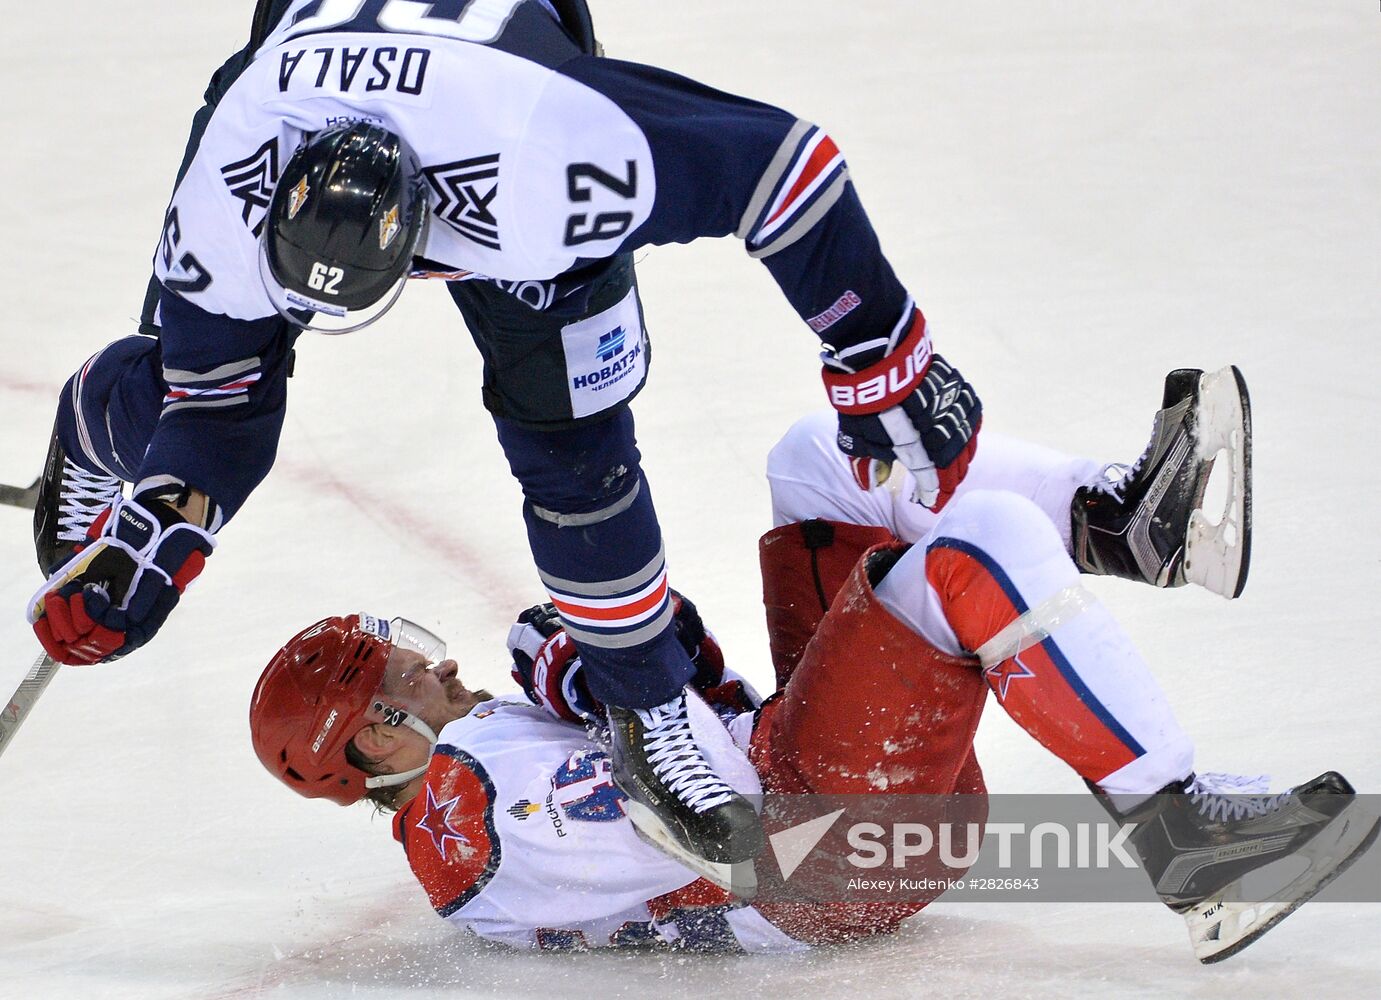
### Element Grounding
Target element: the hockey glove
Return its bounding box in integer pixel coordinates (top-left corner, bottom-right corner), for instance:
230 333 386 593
507 592 753 723
507 603 601 724
664 591 760 715
666 591 727 691
823 309 981 511
27 494 215 664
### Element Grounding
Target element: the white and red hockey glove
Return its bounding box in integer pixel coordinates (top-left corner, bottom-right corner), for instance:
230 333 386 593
507 603 599 724
27 494 215 664
823 308 982 511
507 592 758 723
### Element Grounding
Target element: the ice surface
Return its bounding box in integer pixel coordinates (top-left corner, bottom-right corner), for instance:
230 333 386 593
1 2 1376 997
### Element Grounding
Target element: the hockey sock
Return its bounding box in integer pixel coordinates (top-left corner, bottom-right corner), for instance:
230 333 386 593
496 411 693 709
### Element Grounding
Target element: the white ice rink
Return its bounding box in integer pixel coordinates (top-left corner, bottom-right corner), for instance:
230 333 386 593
1 2 1377 997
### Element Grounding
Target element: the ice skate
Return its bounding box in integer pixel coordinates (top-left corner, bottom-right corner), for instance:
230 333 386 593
1073 366 1252 598
1114 771 1379 963
31 422 122 575
608 689 763 898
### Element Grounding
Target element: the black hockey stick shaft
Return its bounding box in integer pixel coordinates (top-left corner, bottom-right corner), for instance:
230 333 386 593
0 653 59 759
0 477 39 510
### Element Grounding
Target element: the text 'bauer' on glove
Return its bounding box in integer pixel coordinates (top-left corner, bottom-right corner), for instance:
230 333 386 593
822 307 982 511
27 494 215 664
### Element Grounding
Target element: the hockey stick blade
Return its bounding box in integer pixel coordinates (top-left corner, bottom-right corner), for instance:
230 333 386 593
0 652 59 759
0 477 40 510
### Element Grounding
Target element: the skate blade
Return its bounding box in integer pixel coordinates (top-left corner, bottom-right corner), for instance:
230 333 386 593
1184 365 1252 599
625 799 759 900
1185 803 1380 963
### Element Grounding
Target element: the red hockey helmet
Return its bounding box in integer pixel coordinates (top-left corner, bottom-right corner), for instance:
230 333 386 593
249 614 445 806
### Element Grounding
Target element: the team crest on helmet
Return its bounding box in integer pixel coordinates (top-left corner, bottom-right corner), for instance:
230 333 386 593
379 204 401 250
287 176 310 220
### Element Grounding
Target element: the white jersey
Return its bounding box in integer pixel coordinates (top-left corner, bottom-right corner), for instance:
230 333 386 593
391 698 803 953
140 0 917 521
158 29 655 319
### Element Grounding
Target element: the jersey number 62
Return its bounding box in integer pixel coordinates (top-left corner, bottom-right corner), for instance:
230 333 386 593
564 161 638 247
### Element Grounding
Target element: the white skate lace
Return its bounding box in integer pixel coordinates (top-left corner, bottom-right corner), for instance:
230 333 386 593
1089 457 1143 503
1088 398 1199 505
636 695 737 813
57 458 122 543
1187 772 1293 823
1089 404 1172 503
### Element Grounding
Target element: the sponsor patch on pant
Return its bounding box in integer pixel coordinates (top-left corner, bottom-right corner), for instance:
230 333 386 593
562 287 647 419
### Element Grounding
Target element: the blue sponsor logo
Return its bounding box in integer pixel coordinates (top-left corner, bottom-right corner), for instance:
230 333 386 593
572 337 642 392
597 326 626 362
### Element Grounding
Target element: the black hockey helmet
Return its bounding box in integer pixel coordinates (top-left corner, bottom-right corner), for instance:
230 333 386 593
261 122 428 332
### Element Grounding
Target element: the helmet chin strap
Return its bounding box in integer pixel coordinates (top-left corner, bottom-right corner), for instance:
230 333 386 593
362 699 440 791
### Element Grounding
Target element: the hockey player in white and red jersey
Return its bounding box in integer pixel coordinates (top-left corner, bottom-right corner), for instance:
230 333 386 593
249 378 1375 960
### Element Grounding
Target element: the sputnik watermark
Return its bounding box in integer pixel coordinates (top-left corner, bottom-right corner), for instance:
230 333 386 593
747 793 1381 904
767 809 1136 879
843 820 1139 870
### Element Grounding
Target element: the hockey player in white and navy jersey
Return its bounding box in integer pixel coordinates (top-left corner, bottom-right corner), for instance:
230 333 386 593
30 0 1258 881
28 0 990 875
249 393 1375 960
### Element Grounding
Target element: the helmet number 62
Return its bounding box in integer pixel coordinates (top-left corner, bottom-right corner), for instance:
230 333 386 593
308 262 345 295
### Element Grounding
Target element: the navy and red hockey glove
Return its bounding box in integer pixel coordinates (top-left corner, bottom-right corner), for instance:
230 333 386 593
27 494 215 664
664 590 758 716
823 308 982 512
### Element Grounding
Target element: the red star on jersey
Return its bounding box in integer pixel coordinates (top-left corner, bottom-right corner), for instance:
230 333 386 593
985 652 1035 702
415 785 471 859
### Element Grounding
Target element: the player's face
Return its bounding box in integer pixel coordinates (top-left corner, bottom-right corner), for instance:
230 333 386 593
377 647 492 733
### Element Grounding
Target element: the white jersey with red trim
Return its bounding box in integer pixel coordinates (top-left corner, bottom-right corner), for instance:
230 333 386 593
390 698 800 952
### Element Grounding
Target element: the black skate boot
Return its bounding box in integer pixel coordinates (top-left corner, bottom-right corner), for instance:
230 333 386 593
1072 366 1252 599
608 689 764 898
1113 771 1379 963
32 421 123 575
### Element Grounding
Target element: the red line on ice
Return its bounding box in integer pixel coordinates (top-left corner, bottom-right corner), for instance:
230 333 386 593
0 374 60 397
281 462 532 619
